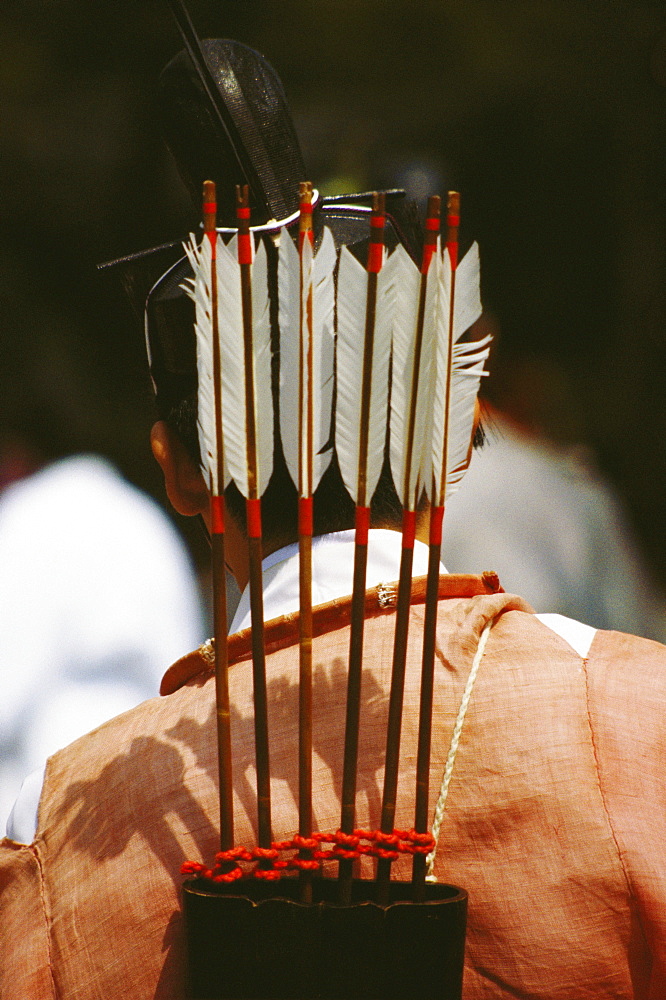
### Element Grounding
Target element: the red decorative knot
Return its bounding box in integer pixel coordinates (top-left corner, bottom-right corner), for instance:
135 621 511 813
182 828 435 885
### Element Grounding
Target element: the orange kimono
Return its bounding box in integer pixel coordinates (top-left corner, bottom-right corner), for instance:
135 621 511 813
2 578 665 998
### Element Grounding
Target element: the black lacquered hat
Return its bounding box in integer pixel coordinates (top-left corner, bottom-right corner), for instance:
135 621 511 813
99 23 421 417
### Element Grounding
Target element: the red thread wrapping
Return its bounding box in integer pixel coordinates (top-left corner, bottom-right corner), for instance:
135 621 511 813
429 504 444 547
211 496 225 535
421 243 436 275
238 232 253 265
299 230 314 251
182 828 435 884
299 201 313 215
246 498 262 538
367 242 383 274
447 241 458 271
401 509 416 549
290 835 319 850
447 214 460 228
355 505 371 545
236 207 251 219
203 202 217 213
205 230 217 256
299 496 313 536
425 217 440 232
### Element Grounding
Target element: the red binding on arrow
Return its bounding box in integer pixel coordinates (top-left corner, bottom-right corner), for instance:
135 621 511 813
211 495 225 535
429 505 444 547
401 509 417 549
298 496 314 537
354 505 371 546
246 498 262 538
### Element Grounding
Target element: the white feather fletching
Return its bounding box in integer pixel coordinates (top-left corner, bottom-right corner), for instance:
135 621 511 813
423 242 490 504
250 239 274 497
278 231 300 486
388 244 435 508
335 244 392 506
216 234 274 499
442 335 492 501
312 227 336 490
182 234 229 495
278 227 336 496
442 240 482 336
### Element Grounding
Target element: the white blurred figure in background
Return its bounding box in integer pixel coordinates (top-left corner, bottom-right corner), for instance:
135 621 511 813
372 159 666 641
443 410 666 642
0 452 205 835
0 298 206 836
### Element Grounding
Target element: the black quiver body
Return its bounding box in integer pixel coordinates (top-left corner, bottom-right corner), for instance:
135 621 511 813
183 877 467 1000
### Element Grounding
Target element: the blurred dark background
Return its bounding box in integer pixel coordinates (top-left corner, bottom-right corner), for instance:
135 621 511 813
1 0 665 583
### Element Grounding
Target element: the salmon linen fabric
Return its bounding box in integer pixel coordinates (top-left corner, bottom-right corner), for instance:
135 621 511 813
2 576 666 999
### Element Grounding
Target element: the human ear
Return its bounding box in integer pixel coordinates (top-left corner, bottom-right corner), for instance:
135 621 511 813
150 421 208 517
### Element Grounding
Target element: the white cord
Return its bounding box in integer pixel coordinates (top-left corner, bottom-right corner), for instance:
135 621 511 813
426 618 494 879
